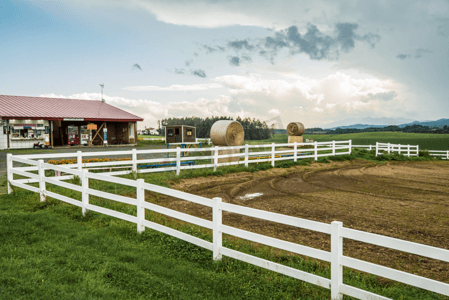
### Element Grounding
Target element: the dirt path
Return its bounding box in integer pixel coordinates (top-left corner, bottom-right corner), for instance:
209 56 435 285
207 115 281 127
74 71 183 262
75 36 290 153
148 159 449 284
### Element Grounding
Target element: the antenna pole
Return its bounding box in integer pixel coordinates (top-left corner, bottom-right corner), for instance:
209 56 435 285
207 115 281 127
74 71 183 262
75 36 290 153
99 84 105 103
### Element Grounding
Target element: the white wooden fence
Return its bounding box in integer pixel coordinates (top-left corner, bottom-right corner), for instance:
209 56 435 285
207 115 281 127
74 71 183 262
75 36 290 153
427 150 449 160
5 153 449 300
7 140 352 183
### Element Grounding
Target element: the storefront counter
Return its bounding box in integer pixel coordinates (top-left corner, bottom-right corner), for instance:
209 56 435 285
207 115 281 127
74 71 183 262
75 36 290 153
10 138 45 149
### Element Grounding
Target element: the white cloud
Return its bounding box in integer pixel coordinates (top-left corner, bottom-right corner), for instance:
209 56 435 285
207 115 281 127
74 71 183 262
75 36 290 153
268 108 280 115
39 92 266 129
212 72 406 127
122 83 222 91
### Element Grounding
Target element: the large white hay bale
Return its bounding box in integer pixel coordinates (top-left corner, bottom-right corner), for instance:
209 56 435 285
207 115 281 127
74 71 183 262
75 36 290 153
210 120 244 146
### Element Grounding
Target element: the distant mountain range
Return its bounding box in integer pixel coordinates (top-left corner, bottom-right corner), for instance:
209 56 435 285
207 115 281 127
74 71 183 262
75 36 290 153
323 118 449 130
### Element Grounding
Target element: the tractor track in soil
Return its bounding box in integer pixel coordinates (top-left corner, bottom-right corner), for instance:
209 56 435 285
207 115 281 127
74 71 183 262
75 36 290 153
146 159 449 284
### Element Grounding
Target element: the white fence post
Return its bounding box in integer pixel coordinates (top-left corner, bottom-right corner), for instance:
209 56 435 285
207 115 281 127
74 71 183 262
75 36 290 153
314 141 318 161
294 142 298 162
375 142 378 156
136 178 145 233
245 144 249 167
407 144 410 157
176 147 181 176
38 160 46 202
212 197 222 261
332 140 335 156
132 148 137 174
77 151 82 172
416 145 419 157
398 144 402 155
7 154 13 194
331 221 343 300
369 144 372 151
271 143 275 167
348 140 352 155
387 143 391 154
447 150 449 160
82 169 89 216
214 146 219 172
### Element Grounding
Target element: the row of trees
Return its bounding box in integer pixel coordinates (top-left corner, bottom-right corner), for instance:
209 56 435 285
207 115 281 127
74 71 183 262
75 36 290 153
310 125 449 134
157 116 272 140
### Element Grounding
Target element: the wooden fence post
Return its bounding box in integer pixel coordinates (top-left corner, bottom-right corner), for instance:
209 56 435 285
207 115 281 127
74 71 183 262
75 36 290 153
7 154 13 194
77 151 83 172
176 147 181 176
314 141 318 161
136 179 145 233
132 148 137 174
245 144 249 167
214 146 218 172
82 169 89 216
271 143 275 167
212 197 222 261
38 160 46 202
294 142 298 162
332 140 335 156
331 221 343 300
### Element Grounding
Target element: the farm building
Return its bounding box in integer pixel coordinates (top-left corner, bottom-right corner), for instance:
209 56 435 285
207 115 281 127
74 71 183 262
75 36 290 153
165 125 196 144
0 95 143 150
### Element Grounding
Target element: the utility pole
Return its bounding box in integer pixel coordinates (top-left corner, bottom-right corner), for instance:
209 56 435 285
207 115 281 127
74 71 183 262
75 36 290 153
99 83 105 102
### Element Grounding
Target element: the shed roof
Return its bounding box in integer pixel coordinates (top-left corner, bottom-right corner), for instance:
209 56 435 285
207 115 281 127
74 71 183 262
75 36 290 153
0 95 143 122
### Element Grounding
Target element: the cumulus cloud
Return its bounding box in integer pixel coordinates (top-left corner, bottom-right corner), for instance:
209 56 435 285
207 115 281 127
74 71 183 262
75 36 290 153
122 83 222 91
227 55 252 66
361 91 398 102
268 108 280 115
213 72 404 126
40 92 266 128
396 54 410 60
203 22 380 65
132 63 142 71
191 69 206 78
174 68 185 74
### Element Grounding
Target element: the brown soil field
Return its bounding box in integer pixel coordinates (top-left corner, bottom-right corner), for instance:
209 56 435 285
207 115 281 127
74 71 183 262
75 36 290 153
145 159 449 284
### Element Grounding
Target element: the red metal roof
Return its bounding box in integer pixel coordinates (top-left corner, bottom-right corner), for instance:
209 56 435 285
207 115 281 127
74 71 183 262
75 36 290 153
0 95 143 122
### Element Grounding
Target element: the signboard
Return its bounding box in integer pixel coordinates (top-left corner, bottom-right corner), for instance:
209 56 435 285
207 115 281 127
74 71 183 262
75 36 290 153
103 127 107 144
87 124 97 130
64 118 84 121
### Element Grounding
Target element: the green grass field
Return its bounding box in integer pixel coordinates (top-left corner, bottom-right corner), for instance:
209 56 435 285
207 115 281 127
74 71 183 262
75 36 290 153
248 132 449 151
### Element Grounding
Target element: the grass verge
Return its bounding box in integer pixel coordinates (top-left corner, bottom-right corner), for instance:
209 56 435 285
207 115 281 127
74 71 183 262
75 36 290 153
1 151 447 299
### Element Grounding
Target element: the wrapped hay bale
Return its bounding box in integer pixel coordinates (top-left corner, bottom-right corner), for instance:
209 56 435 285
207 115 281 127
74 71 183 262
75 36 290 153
287 122 305 145
210 120 244 164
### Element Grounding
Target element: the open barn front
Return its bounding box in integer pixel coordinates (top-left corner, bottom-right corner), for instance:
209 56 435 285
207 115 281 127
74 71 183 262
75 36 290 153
52 120 136 147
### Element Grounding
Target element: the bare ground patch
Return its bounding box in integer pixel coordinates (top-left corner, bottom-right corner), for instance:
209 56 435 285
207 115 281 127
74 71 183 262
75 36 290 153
145 160 449 284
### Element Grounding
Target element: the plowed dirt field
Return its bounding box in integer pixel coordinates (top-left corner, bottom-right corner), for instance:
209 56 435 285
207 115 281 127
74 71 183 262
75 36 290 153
147 159 449 284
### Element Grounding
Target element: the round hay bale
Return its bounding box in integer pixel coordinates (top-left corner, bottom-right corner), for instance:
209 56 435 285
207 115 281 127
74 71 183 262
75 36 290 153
287 122 305 136
210 120 244 146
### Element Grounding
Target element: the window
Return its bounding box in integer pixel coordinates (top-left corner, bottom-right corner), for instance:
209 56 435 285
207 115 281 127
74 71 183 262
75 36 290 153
167 129 174 136
186 129 193 136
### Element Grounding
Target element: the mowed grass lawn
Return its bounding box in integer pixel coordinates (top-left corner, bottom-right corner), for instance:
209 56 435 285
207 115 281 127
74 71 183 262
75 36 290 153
0 189 333 300
253 132 449 151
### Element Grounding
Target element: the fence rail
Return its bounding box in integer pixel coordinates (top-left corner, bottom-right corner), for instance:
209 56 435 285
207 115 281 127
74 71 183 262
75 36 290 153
6 148 449 300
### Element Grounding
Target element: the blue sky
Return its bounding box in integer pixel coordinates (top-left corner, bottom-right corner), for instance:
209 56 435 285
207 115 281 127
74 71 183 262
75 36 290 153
1 0 448 129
